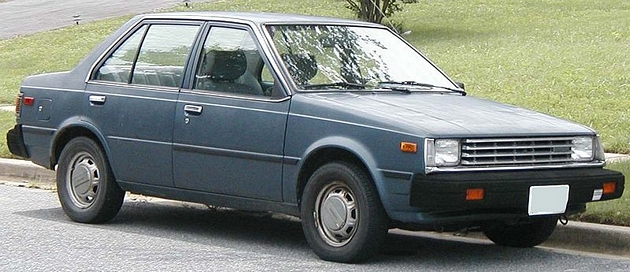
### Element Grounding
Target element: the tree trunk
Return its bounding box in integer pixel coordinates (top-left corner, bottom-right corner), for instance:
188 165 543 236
349 0 391 24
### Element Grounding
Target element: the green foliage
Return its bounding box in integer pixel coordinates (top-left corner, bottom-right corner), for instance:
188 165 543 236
345 0 418 24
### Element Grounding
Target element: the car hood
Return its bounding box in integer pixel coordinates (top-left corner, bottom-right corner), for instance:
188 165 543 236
295 92 595 137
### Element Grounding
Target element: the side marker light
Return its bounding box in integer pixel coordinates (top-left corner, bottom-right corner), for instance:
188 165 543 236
400 142 417 153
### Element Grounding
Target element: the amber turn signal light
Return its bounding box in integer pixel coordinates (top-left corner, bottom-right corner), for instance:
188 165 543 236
603 182 616 194
466 188 485 201
400 142 417 153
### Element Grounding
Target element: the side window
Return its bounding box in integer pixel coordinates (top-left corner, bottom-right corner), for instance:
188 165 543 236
261 64 274 83
95 25 147 83
94 24 200 88
194 27 269 96
132 24 200 87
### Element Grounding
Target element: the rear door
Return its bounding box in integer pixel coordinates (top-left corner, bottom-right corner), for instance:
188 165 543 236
173 24 289 201
86 21 202 187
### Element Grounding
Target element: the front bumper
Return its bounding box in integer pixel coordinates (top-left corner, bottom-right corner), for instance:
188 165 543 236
410 168 624 216
6 124 29 158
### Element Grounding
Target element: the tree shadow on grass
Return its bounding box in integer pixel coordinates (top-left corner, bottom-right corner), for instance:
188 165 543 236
405 25 491 44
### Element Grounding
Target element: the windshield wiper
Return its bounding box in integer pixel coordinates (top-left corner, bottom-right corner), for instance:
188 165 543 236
301 82 368 90
378 81 466 96
376 85 412 94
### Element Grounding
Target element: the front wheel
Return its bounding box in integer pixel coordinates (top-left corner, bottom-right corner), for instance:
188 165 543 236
56 137 125 223
483 216 559 248
301 162 388 263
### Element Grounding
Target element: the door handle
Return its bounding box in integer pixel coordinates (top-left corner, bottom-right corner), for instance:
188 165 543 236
184 104 203 115
89 95 106 105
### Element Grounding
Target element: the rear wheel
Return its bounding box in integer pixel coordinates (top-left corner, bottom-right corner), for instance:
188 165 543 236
301 162 388 263
483 216 558 247
57 137 124 223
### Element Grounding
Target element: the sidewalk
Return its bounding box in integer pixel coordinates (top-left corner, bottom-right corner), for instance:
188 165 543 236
0 105 14 112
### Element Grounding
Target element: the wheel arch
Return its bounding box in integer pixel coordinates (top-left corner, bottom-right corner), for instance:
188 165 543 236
51 120 110 169
295 138 388 214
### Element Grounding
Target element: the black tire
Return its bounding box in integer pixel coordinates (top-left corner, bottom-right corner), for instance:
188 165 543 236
301 162 388 263
483 216 559 248
56 137 125 223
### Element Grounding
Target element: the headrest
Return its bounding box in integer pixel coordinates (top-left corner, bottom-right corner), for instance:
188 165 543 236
202 49 248 81
281 53 318 84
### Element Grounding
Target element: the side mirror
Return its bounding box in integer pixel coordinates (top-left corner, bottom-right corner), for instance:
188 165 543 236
455 82 465 90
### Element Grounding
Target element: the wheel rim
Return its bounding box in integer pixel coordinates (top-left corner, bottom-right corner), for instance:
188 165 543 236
314 181 358 247
66 152 100 209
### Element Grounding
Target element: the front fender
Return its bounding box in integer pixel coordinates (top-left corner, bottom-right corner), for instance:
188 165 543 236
287 135 405 218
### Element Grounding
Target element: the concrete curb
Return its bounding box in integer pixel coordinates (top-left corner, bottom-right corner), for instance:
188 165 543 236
391 220 630 258
0 158 55 182
0 105 14 112
458 220 630 257
0 156 629 258
545 221 630 257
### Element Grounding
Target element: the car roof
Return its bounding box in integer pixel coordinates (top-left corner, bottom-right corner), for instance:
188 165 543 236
139 11 384 27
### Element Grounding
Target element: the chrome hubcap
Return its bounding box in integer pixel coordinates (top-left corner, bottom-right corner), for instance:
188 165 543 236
67 152 100 208
314 182 358 247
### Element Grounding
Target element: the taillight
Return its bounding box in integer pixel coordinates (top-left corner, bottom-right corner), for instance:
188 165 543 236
15 93 35 118
23 96 35 106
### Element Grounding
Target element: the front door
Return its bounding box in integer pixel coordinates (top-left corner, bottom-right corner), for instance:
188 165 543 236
173 25 289 201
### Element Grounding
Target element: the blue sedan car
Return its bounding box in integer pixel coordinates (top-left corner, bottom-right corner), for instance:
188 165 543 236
6 12 624 262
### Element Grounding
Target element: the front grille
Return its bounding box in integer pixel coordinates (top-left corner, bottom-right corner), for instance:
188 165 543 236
461 137 575 167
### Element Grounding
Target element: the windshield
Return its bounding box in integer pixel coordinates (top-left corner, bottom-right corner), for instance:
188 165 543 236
266 24 455 91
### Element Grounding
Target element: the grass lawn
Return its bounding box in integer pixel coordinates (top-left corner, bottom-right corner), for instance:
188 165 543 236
0 0 628 153
0 16 132 104
0 110 16 158
400 0 630 154
0 0 628 224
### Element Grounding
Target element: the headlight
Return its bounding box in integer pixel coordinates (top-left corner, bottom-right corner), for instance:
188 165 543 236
426 139 460 167
571 136 594 161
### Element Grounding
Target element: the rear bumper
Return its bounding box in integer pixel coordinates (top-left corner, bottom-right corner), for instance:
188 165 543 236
410 168 624 216
6 124 29 158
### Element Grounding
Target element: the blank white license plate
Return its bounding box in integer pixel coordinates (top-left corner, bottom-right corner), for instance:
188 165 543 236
528 185 570 216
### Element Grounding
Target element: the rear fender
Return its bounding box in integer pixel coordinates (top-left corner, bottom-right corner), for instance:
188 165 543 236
51 117 111 168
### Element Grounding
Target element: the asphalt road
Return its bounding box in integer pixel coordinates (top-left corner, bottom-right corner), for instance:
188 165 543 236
0 0 208 40
2 184 630 272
